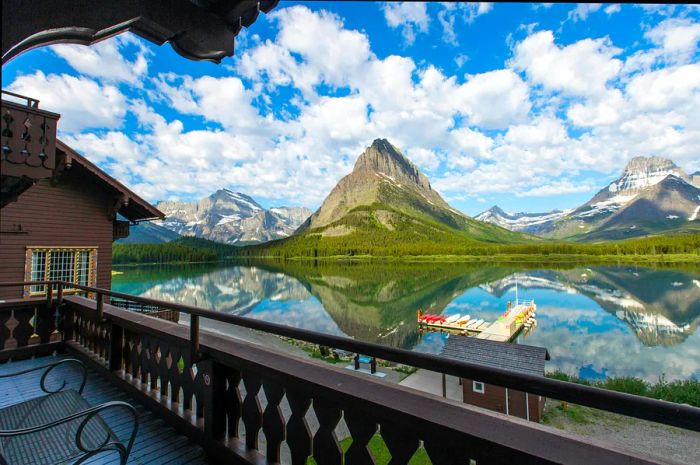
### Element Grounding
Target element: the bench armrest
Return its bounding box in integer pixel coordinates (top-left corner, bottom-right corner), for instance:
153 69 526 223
0 358 86 394
0 400 138 464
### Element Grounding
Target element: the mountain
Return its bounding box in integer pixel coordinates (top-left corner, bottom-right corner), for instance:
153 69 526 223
118 220 181 243
155 190 311 244
248 139 526 257
691 171 700 188
474 206 571 234
477 156 700 241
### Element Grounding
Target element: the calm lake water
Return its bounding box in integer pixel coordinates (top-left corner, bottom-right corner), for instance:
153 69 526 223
112 261 700 382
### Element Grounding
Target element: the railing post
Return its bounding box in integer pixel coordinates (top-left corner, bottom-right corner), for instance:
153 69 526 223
190 314 200 363
96 292 104 320
45 284 53 308
108 323 124 372
56 282 63 308
202 359 227 442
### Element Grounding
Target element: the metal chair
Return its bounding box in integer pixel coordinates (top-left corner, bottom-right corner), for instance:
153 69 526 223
0 359 138 465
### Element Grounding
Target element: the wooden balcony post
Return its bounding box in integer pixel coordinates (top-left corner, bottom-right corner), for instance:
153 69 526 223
56 282 64 308
202 359 227 442
190 314 200 363
108 323 124 372
45 284 53 308
96 292 104 321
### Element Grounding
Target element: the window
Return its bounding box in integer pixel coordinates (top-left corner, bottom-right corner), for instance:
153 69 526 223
25 248 97 296
473 381 485 394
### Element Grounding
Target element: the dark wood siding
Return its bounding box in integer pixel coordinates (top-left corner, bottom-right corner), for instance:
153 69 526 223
0 171 114 300
462 378 544 422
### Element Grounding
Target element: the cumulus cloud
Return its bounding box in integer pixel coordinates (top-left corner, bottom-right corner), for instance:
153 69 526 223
7 72 127 132
645 18 700 64
437 3 493 45
511 30 622 97
382 2 430 45
51 34 150 85
567 4 603 22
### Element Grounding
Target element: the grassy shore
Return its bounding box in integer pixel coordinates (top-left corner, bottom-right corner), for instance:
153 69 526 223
239 252 700 264
546 371 700 407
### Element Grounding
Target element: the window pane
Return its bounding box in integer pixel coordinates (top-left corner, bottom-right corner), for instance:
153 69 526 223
77 251 90 286
49 250 75 287
30 251 46 293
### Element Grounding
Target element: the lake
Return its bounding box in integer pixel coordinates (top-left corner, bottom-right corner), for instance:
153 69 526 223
112 261 700 382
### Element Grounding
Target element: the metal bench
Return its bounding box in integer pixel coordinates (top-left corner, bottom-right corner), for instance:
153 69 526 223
0 359 137 465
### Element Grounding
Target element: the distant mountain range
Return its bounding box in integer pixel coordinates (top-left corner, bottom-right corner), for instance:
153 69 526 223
122 190 311 244
477 156 700 241
123 150 699 247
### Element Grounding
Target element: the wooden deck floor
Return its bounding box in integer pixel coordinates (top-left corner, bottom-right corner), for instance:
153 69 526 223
0 354 209 465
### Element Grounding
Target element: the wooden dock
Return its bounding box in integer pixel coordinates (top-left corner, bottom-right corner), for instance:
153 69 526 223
418 301 536 343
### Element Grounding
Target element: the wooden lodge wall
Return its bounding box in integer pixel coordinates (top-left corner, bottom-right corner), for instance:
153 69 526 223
462 377 546 422
0 170 115 300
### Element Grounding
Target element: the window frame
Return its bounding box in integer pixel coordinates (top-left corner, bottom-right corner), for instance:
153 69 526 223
24 247 98 297
473 380 485 394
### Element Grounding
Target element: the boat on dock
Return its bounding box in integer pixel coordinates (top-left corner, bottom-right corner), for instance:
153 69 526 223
416 281 537 342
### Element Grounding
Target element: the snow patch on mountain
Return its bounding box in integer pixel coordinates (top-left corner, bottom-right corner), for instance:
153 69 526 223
475 206 571 233
155 190 311 244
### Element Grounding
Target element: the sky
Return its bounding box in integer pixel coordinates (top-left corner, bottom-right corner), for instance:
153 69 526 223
2 2 699 216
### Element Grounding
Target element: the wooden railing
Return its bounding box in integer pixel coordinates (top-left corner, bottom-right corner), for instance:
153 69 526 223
1 281 699 465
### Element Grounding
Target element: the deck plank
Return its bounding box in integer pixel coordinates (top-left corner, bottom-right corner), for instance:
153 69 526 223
0 354 209 465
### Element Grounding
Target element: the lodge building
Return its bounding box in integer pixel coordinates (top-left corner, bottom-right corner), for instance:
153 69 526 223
0 93 163 301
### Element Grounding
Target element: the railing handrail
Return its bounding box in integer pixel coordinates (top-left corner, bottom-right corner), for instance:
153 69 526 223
2 279 699 432
1 89 40 108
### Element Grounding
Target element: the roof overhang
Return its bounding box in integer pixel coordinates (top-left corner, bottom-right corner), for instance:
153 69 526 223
56 140 164 222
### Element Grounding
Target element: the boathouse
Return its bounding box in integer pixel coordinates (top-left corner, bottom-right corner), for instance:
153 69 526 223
0 107 163 300
442 335 550 422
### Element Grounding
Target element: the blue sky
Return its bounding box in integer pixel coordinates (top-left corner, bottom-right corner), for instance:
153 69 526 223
2 2 699 215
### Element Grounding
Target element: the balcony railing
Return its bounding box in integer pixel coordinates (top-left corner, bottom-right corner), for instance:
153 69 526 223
1 280 698 465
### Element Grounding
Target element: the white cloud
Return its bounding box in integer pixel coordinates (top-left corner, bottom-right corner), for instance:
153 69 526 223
567 4 603 22
7 72 127 133
51 34 149 85
627 64 700 112
511 30 622 97
382 2 430 45
454 53 469 67
516 180 594 197
604 4 621 15
153 74 263 132
437 3 493 45
239 5 371 97
407 147 441 171
646 18 700 63
456 69 531 129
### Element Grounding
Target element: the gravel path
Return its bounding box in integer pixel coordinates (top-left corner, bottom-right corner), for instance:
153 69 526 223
542 399 700 465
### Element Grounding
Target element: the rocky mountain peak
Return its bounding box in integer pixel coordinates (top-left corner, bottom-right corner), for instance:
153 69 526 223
353 138 434 193
610 156 688 194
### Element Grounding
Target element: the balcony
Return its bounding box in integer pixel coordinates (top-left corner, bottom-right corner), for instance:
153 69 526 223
1 280 698 464
1 90 60 207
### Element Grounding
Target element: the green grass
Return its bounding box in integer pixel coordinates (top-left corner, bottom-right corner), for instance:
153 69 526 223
546 371 700 407
307 434 432 465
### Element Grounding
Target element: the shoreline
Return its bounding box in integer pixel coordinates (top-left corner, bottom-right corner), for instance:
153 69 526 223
228 253 700 264
112 253 699 266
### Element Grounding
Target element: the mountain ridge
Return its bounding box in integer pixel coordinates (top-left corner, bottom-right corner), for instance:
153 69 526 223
477 156 700 241
155 189 311 244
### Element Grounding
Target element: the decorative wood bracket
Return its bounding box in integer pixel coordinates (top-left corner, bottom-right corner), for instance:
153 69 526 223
108 195 129 219
2 0 279 65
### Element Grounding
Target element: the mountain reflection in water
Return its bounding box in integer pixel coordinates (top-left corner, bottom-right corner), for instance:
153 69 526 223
112 261 700 381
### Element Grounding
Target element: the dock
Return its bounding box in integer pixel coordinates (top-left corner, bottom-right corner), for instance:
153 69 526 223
417 300 537 343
